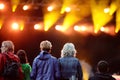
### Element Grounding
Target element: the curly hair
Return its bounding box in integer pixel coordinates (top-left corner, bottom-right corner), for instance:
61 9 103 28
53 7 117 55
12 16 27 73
61 43 77 57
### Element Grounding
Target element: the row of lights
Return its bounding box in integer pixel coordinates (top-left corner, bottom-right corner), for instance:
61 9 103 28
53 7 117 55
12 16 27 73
0 2 110 13
8 22 115 35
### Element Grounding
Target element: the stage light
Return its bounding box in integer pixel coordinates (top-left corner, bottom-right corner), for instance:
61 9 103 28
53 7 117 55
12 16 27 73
44 10 61 31
34 24 40 30
100 27 105 32
55 25 62 31
34 23 43 30
0 3 5 10
74 25 87 31
11 0 20 12
109 0 118 15
12 22 19 30
104 8 110 13
65 7 71 12
91 0 113 33
23 5 29 10
74 25 79 31
47 6 53 12
80 26 87 31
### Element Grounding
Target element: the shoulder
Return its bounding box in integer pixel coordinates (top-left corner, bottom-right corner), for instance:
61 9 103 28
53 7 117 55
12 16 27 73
33 55 40 62
51 56 57 60
0 53 4 59
22 63 31 70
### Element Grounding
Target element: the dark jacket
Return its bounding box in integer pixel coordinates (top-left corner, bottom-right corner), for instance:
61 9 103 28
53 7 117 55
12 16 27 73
0 52 24 80
58 56 83 80
89 72 116 80
30 51 60 80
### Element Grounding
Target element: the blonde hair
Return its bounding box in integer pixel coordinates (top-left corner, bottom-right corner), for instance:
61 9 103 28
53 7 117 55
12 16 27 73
1 40 14 53
40 40 52 51
61 43 76 57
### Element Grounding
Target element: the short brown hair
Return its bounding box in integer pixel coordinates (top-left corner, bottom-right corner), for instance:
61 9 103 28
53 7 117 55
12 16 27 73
40 40 52 51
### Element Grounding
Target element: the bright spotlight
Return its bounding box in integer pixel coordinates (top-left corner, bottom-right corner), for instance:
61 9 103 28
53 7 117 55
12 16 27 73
100 27 105 31
55 25 62 31
74 25 80 31
104 8 110 13
81 26 87 31
23 5 29 10
65 7 71 12
100 27 109 33
47 6 53 11
34 24 42 30
0 3 5 10
12 22 19 30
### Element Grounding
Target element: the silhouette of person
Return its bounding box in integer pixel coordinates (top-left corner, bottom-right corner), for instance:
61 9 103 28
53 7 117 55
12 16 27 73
16 49 31 80
30 40 60 80
58 43 83 80
89 60 116 80
0 40 24 80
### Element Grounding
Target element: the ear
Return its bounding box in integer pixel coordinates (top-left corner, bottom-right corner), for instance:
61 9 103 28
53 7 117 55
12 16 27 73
74 53 76 57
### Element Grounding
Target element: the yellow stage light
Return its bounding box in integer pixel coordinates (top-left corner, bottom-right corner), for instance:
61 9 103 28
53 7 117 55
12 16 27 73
11 0 20 12
44 11 61 31
109 0 118 15
115 9 120 33
91 0 113 33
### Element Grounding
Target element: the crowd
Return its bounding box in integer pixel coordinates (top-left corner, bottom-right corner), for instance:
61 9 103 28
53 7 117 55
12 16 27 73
0 40 118 80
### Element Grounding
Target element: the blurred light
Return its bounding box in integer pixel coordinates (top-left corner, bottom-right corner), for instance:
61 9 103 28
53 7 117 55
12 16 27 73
0 3 5 10
55 25 62 31
115 6 120 33
34 24 42 30
47 6 53 11
109 0 118 15
74 25 87 31
12 22 19 30
44 10 61 31
81 26 87 31
74 25 79 31
23 5 29 10
65 7 71 12
11 0 20 12
100 27 105 31
104 8 110 13
112 74 120 80
19 21 24 31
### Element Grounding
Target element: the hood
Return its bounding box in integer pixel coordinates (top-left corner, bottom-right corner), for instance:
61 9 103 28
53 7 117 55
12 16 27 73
38 51 51 60
3 52 19 62
95 72 114 80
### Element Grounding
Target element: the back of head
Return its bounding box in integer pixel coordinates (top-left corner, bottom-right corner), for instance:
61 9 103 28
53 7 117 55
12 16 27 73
97 60 109 73
1 40 14 53
61 43 76 57
40 40 52 52
16 49 28 64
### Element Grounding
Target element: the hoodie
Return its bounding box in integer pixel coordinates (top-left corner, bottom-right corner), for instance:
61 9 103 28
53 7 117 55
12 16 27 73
30 51 60 80
89 72 116 80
